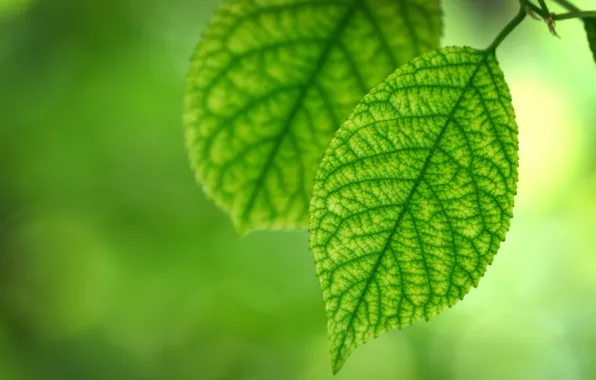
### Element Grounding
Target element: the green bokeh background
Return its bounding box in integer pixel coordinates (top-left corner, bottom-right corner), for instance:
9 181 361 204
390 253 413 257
1 0 595 379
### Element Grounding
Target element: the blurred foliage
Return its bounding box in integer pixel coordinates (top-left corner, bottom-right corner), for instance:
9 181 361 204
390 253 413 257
1 0 595 379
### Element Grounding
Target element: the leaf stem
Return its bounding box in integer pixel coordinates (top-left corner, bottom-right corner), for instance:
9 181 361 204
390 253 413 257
544 0 596 21
552 11 596 20
487 4 528 52
537 0 552 16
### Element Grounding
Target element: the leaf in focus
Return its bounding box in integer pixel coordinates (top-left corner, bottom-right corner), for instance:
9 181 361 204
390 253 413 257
184 0 442 233
585 18 596 63
309 46 519 373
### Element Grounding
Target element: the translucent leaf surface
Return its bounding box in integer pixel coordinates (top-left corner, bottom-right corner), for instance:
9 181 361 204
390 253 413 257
309 46 519 373
184 0 442 233
585 18 596 63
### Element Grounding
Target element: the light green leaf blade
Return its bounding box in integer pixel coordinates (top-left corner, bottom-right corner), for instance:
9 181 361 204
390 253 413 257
585 18 596 63
309 46 519 373
184 0 442 233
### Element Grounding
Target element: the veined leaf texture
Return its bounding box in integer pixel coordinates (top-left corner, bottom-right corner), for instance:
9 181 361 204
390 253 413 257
184 0 442 233
309 47 519 373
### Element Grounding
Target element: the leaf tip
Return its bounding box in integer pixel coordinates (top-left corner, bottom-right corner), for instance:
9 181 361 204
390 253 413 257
328 330 354 375
330 352 346 375
232 220 252 238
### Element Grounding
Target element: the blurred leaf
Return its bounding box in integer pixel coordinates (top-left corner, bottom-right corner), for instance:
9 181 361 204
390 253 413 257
0 0 33 19
184 0 442 233
309 46 519 373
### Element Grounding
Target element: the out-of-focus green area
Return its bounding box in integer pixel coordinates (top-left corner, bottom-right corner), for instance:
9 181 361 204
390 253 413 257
1 0 595 379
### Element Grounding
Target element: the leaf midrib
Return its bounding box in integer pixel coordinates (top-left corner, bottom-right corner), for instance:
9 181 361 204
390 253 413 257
331 50 493 372
397 0 422 57
240 1 361 222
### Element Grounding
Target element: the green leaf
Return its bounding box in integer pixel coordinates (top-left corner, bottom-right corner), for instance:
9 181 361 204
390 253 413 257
309 46 519 373
184 0 442 233
585 18 596 63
